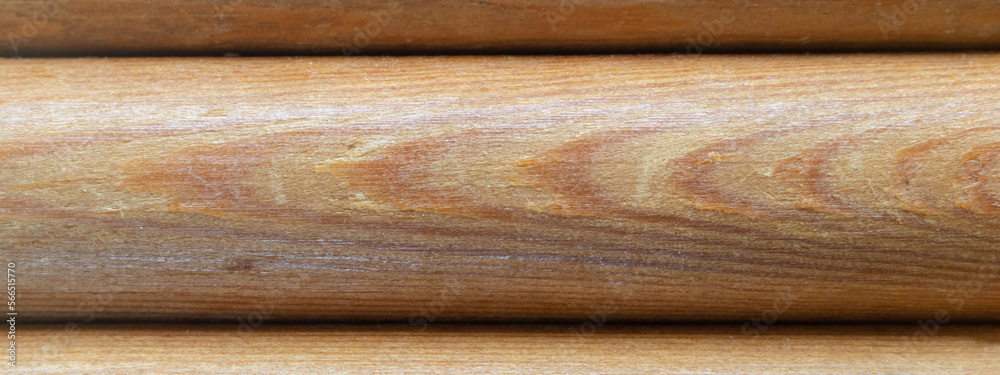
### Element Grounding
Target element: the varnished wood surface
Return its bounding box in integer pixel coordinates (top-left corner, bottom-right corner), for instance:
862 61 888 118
14 324 1000 373
2 0 1000 57
3 54 1000 323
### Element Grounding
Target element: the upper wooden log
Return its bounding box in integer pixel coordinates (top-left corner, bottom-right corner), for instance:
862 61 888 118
1 0 999 56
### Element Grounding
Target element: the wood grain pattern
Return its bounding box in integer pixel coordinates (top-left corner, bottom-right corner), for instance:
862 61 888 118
15 324 1000 373
3 54 1000 323
2 0 1000 57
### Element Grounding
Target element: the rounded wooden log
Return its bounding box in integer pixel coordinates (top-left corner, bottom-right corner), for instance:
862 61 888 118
2 0 1000 57
16 324 1000 373
2 54 1000 322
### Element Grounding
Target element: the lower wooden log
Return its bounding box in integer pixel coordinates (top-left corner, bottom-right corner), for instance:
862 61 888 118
13 324 1000 373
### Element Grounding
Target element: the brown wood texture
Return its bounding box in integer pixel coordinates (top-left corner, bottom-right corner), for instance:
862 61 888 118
3 54 1000 323
2 0 1000 57
14 324 1000 373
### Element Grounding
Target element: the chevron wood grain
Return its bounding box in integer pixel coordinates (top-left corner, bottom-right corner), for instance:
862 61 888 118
2 54 999 322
